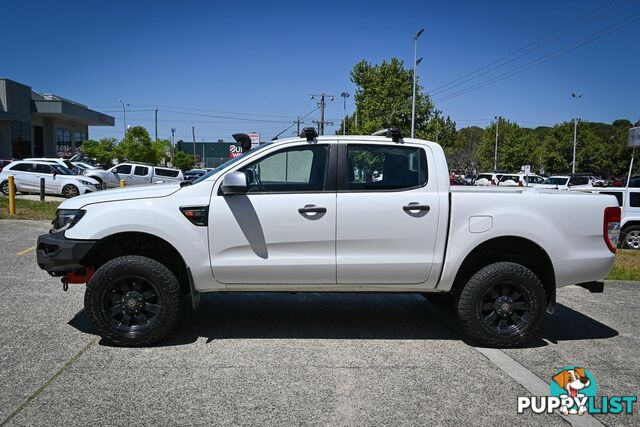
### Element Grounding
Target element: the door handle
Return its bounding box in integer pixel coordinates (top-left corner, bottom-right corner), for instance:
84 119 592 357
298 204 327 214
403 203 430 212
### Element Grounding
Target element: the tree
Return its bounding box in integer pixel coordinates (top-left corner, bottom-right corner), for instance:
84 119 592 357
348 58 436 137
81 138 116 165
172 150 195 171
114 126 166 164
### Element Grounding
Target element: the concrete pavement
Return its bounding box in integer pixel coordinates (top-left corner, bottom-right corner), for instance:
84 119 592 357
0 220 637 425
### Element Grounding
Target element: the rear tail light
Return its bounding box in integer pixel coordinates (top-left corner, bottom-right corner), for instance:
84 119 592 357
604 207 621 253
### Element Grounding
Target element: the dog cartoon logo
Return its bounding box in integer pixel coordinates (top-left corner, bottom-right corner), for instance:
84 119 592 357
550 366 597 415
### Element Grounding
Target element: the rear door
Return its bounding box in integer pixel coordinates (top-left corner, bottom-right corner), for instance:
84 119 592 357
8 163 36 192
132 165 151 185
336 142 440 284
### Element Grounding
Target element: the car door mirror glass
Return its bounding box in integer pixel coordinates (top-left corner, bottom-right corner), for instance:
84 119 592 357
221 171 248 195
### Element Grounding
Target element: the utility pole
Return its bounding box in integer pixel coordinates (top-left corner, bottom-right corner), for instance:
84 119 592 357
494 115 501 172
411 29 425 138
340 92 350 135
154 107 158 142
171 128 176 147
310 93 335 135
192 126 197 164
295 116 302 135
117 99 129 138
571 92 583 174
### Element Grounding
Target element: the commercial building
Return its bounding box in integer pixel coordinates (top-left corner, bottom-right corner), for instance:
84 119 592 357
0 78 115 159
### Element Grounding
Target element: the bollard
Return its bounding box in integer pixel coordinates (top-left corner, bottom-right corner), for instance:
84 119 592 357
101 182 106 191
119 179 126 188
40 177 45 202
8 175 15 215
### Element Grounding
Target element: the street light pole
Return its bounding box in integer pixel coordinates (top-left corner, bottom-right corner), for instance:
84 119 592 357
340 92 350 135
571 92 583 174
494 115 501 171
411 28 424 138
117 99 129 138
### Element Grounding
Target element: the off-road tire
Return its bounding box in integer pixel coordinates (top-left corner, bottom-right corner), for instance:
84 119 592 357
84 255 182 347
456 262 546 348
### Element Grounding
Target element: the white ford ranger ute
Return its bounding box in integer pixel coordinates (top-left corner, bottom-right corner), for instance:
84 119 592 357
36 129 621 348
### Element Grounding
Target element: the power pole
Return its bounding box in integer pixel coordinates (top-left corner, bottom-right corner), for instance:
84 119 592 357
340 92 350 135
494 116 501 172
295 116 302 135
571 93 583 174
171 128 176 147
154 107 158 141
411 29 425 138
192 126 197 164
310 93 335 135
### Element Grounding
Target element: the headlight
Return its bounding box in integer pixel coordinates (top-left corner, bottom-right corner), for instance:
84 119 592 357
52 209 86 232
78 179 93 186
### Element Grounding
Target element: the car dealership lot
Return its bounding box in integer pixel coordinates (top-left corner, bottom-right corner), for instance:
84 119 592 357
1 220 638 426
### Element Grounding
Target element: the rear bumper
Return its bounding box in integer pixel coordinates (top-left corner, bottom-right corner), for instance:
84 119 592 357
36 232 96 274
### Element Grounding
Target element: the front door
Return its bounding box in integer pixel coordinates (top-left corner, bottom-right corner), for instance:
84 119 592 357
210 143 336 284
336 143 440 284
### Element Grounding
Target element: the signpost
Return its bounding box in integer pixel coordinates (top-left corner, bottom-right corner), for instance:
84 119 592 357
247 133 260 149
626 127 640 188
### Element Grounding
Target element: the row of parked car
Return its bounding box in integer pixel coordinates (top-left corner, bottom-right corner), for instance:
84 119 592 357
0 157 184 198
449 172 639 189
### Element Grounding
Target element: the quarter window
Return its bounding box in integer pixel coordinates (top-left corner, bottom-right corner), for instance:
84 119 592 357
346 144 428 191
241 145 329 192
630 192 640 208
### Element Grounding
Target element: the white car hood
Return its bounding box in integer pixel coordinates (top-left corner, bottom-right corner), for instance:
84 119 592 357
59 182 181 209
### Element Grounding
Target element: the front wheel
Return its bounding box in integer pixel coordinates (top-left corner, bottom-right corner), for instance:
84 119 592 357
84 255 182 346
456 262 546 348
62 184 79 198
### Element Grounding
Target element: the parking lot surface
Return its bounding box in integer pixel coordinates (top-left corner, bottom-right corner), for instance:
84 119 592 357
1 220 638 426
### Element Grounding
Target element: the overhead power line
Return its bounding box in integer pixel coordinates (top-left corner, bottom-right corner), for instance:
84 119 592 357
434 10 640 103
428 0 631 97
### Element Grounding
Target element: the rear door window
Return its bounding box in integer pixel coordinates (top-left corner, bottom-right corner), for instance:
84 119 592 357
155 168 180 177
346 144 428 191
630 192 640 208
134 166 149 176
34 164 54 174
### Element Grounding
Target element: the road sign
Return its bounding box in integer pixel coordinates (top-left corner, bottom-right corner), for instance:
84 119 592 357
248 133 260 149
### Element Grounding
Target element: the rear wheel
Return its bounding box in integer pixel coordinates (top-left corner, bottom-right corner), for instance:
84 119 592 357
62 184 79 198
456 262 546 348
84 255 182 346
0 180 9 196
622 226 640 250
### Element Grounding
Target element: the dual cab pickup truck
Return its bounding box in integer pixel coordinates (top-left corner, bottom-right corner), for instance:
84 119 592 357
36 130 621 347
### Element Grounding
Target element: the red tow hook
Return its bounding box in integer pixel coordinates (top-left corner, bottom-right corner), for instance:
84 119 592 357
62 267 95 291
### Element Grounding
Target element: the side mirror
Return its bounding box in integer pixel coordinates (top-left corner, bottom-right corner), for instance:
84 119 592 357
221 171 248 195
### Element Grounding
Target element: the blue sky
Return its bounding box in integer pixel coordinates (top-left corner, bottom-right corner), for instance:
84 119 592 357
4 0 639 142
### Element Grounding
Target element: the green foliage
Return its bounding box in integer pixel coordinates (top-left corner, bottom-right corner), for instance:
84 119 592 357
81 138 116 164
113 126 166 164
347 58 438 137
172 150 195 171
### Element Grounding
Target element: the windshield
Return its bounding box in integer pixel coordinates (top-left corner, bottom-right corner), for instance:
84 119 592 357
191 143 274 185
544 177 569 185
52 164 75 175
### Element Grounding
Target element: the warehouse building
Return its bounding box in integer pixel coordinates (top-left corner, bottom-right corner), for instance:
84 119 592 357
0 78 115 159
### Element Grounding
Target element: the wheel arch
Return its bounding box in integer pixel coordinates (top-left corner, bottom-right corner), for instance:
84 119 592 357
450 236 555 307
84 232 190 293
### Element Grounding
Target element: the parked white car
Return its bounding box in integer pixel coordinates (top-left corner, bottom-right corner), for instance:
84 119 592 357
84 162 183 188
474 172 504 186
531 175 593 190
24 157 79 173
36 131 619 348
572 187 640 249
0 160 100 197
498 173 546 187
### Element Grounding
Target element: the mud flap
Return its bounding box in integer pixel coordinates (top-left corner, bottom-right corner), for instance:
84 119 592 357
187 267 200 310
